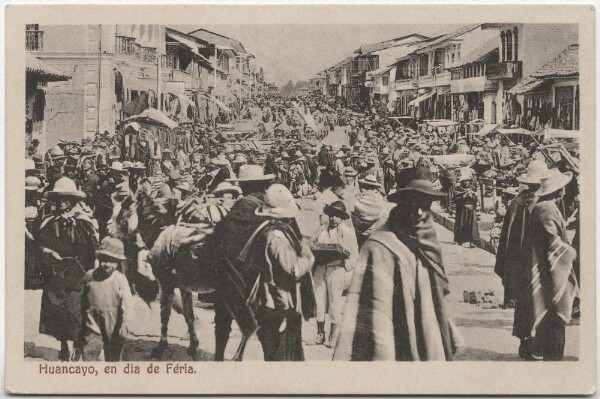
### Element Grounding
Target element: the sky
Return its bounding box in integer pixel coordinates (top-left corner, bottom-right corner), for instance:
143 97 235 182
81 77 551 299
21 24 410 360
175 24 457 86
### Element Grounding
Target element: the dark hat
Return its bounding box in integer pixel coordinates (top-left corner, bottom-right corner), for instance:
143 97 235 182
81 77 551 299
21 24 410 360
324 200 349 220
388 165 445 202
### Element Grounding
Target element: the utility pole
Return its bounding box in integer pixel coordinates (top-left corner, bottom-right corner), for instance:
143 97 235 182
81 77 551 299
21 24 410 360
213 45 218 128
157 25 162 111
96 24 102 135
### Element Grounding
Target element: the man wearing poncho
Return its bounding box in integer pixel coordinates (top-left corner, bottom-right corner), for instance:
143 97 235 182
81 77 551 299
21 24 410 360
334 166 463 361
520 168 579 360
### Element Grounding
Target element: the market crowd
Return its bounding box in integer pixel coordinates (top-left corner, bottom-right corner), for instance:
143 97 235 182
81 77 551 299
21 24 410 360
25 93 580 362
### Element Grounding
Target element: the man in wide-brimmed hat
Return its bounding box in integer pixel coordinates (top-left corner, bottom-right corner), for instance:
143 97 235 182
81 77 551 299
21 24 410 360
494 160 548 359
36 176 99 361
516 168 578 361
312 200 359 348
335 166 463 361
211 163 277 361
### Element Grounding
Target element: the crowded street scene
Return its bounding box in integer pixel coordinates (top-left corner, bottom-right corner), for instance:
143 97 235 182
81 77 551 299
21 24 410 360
24 22 580 363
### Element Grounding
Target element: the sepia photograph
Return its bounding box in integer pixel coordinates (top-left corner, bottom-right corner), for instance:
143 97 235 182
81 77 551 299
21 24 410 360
5 4 595 395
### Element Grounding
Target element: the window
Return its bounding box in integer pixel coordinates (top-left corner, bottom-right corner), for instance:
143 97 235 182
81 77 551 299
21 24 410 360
419 53 429 76
513 27 519 61
382 76 389 86
505 30 513 61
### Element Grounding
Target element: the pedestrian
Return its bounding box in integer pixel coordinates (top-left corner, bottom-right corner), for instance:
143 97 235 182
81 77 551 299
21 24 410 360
76 237 132 361
494 160 549 359
521 168 579 360
334 165 462 361
240 184 316 360
36 177 99 361
312 201 359 348
453 175 480 247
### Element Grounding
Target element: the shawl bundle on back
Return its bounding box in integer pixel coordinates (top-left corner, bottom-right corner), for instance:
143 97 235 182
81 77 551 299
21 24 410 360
494 191 537 304
334 213 455 361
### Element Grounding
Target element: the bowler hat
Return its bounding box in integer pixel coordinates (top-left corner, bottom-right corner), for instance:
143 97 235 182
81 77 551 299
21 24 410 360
324 200 349 220
388 165 445 202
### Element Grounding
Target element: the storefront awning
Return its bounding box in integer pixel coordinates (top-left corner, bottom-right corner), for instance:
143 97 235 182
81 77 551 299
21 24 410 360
474 123 499 136
26 54 71 82
408 91 434 107
508 77 548 95
202 93 231 113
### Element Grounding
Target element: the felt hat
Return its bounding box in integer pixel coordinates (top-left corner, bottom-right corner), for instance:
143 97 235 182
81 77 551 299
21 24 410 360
131 161 147 171
516 160 549 184
168 170 182 182
122 161 135 170
255 183 300 219
44 177 86 199
212 181 242 197
388 165 445 202
535 168 573 197
96 237 126 261
230 164 275 182
324 200 350 220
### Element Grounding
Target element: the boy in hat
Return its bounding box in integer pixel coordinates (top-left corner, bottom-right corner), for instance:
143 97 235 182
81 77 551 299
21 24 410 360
76 237 132 361
312 200 359 348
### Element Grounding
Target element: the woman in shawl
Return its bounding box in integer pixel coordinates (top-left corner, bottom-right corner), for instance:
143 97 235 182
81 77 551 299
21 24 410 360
453 175 480 247
36 177 99 361
521 168 579 360
334 166 462 361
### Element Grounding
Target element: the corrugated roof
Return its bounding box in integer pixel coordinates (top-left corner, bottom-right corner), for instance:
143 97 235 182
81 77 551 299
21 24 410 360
26 54 71 81
447 38 498 69
358 33 429 55
531 44 579 78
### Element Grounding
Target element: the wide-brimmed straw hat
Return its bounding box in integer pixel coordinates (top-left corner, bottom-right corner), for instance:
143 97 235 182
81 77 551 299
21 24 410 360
25 176 44 192
358 175 381 189
212 181 242 197
44 177 86 199
334 151 345 158
255 183 300 219
229 164 275 182
535 168 573 197
96 237 126 261
324 200 349 220
110 161 128 174
388 165 445 202
344 167 358 177
516 160 549 184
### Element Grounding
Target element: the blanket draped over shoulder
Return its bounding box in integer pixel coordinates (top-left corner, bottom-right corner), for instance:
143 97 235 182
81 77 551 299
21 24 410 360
523 200 579 337
334 212 456 361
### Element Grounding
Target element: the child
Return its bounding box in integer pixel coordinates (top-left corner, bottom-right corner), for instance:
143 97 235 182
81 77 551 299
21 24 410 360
76 237 132 361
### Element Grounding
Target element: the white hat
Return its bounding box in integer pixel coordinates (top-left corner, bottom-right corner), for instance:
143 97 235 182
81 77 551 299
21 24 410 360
255 183 300 219
25 159 36 171
516 160 549 184
44 177 86 199
535 168 573 197
358 174 381 189
212 181 242 196
230 164 275 182
335 151 345 158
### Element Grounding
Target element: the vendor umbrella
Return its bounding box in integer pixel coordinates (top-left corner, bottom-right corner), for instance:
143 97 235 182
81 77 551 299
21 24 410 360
123 108 178 129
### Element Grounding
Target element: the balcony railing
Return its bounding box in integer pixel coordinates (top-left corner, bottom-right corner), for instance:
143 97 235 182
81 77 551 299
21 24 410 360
115 36 135 55
141 47 157 64
26 30 44 51
487 61 523 80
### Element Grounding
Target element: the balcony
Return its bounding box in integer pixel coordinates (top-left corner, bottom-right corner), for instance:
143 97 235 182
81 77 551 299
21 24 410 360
26 30 44 51
115 36 136 56
164 69 192 87
450 76 498 93
487 61 522 80
394 78 417 91
141 47 157 64
416 71 450 88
